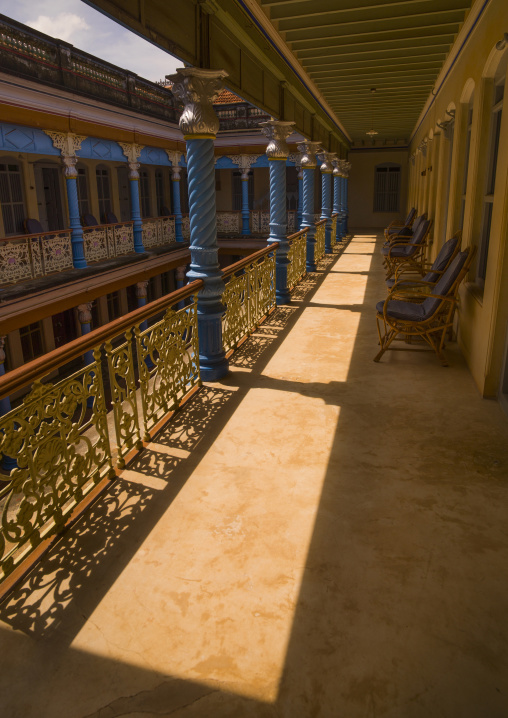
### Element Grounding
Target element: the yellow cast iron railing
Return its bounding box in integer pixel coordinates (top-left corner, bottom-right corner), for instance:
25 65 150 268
331 213 338 246
0 229 74 285
287 227 308 291
83 221 135 262
142 216 177 247
221 245 276 354
0 281 202 584
315 219 327 262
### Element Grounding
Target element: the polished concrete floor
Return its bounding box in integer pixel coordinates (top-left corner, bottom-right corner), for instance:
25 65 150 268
1 232 508 717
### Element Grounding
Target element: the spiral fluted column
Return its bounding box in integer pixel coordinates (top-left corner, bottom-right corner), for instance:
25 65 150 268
169 67 228 381
332 158 341 243
260 120 295 305
119 143 145 253
297 166 304 230
319 152 334 254
297 141 321 272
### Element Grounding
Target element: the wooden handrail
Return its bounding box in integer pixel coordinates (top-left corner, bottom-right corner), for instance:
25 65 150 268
0 228 72 242
287 228 308 241
142 215 176 222
315 218 327 227
83 221 134 231
221 244 275 279
0 279 203 401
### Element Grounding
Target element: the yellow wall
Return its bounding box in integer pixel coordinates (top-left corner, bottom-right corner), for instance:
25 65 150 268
409 0 508 398
348 148 409 228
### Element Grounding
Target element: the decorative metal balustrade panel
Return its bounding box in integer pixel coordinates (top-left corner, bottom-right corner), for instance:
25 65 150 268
287 212 296 234
105 331 142 468
222 272 249 353
182 216 190 240
287 234 307 291
136 299 200 438
331 217 337 246
0 358 113 580
315 223 326 262
216 212 241 235
111 224 134 256
84 227 109 262
40 233 73 274
250 211 260 234
161 217 175 243
222 253 276 353
0 239 36 284
259 212 270 235
142 221 159 248
252 254 276 324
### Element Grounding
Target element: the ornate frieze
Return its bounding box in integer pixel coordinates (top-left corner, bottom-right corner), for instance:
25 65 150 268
44 131 86 177
168 67 228 138
119 143 144 179
259 120 295 160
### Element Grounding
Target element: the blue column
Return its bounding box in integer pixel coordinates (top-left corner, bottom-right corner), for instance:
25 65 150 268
344 172 349 235
176 265 187 310
297 167 303 230
260 121 295 304
172 166 184 242
129 162 145 253
333 162 341 244
0 336 16 472
241 169 251 236
128 163 144 253
319 153 333 254
64 162 87 268
339 173 346 240
185 137 228 380
298 142 321 272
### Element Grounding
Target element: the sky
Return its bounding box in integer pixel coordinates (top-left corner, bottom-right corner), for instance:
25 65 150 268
0 0 181 82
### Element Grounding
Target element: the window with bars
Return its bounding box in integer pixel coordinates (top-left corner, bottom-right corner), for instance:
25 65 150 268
0 162 26 235
106 291 120 320
155 171 165 216
374 164 401 212
140 170 151 218
478 76 504 284
76 167 89 217
96 167 111 221
19 322 44 362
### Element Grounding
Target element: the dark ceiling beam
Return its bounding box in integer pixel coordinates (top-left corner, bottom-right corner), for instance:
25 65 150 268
301 51 448 68
281 9 468 37
308 62 443 78
295 36 456 58
289 23 462 49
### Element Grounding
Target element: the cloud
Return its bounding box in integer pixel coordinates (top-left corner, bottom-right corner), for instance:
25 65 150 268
27 12 90 44
0 0 181 82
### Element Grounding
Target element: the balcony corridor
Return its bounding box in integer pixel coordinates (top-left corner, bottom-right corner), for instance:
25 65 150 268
1 232 508 717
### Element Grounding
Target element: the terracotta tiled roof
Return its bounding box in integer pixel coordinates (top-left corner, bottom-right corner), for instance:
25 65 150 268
214 89 243 105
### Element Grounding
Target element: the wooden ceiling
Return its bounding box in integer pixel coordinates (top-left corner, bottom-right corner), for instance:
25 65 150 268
257 0 474 144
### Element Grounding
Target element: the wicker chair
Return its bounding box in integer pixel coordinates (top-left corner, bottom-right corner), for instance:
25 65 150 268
374 246 476 366
381 219 432 279
384 207 417 239
385 232 461 291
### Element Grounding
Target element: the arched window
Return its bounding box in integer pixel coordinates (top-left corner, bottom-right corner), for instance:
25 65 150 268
155 170 166 216
459 92 474 230
0 160 26 235
374 163 400 212
96 165 111 221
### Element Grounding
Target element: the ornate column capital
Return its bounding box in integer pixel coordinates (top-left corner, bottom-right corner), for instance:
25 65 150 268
119 142 144 164
259 120 295 160
332 157 343 177
166 149 184 168
45 131 86 177
318 151 335 173
229 154 260 178
296 141 322 169
343 161 351 177
77 303 93 325
168 67 228 139
176 265 187 282
136 280 149 299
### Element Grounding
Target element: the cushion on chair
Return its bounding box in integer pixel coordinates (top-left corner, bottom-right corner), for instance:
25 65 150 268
24 218 44 234
104 212 118 223
160 206 172 216
82 214 98 227
421 251 468 319
376 299 428 322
